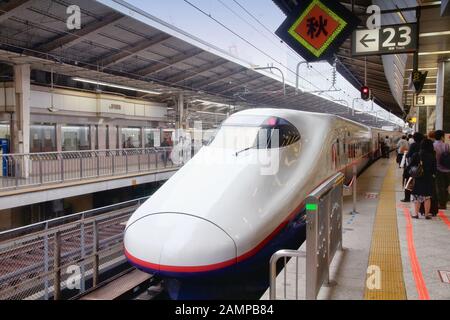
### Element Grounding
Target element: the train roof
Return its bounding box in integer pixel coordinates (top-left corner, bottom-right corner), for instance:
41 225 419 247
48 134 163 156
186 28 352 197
232 108 400 133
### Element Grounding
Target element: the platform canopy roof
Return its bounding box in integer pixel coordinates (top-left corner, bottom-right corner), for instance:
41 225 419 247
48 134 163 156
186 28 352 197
0 0 401 128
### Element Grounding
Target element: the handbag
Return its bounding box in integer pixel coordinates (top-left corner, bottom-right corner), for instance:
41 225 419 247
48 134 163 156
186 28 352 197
405 177 415 192
409 158 424 178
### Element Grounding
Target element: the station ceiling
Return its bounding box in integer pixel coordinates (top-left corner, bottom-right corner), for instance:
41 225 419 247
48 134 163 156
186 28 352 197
0 0 400 128
403 0 450 109
273 0 450 120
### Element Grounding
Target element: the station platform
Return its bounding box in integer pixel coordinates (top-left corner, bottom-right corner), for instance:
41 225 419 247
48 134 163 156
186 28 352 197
262 156 450 300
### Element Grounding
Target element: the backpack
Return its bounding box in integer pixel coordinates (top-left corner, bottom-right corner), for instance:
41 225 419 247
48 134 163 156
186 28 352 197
440 144 450 170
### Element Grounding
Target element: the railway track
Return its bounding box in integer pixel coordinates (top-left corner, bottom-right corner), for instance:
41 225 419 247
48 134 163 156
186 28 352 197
74 267 164 300
0 202 141 300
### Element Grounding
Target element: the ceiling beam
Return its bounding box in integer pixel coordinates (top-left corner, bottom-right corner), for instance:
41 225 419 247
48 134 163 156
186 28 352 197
215 75 267 94
0 0 31 24
163 60 229 84
344 63 388 76
135 48 203 76
92 33 171 67
336 54 385 69
34 12 124 52
190 67 248 90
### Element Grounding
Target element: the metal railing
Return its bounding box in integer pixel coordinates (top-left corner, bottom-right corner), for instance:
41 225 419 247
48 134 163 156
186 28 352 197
269 172 344 300
0 147 180 191
0 197 148 300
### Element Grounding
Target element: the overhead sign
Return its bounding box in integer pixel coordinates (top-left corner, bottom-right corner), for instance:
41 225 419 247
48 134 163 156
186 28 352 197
352 23 418 56
411 70 428 94
276 0 360 62
415 94 436 106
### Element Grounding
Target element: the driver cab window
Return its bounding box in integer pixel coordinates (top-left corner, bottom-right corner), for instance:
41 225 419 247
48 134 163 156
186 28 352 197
209 115 300 150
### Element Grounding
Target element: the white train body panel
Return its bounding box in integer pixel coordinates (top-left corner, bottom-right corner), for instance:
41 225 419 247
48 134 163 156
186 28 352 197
124 108 401 274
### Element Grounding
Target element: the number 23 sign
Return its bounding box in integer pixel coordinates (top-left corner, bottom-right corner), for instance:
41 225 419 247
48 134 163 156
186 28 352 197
352 23 417 56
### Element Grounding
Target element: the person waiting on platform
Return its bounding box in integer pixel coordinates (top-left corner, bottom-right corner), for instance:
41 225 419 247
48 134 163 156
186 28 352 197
161 137 170 166
383 136 391 158
396 135 409 167
409 139 437 220
402 132 424 203
433 130 450 210
408 134 414 145
380 138 386 158
428 131 436 142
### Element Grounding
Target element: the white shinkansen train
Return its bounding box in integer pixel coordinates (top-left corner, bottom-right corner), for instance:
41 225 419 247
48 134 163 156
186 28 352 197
124 108 402 299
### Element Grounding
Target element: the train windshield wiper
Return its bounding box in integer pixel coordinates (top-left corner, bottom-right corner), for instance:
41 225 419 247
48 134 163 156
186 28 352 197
235 145 257 156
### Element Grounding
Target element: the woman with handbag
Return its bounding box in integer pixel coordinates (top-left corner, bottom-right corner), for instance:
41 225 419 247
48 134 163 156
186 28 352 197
408 139 437 219
401 132 424 203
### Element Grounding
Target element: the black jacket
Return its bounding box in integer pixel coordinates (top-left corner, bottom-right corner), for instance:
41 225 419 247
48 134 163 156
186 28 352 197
409 151 437 178
407 142 420 160
409 151 437 197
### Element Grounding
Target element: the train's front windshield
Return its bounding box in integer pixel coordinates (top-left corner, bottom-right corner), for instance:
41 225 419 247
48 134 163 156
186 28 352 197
209 126 260 151
208 115 301 151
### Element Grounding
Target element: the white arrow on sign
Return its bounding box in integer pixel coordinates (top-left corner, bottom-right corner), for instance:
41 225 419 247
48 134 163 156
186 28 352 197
354 29 379 53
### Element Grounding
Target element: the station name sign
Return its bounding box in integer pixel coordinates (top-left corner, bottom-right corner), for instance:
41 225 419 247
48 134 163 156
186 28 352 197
276 0 359 62
352 23 418 56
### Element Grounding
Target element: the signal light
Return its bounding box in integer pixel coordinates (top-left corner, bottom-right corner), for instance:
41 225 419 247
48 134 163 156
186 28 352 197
361 86 370 101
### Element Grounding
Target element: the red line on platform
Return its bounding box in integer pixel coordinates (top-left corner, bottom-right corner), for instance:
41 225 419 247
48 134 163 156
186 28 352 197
400 204 430 300
438 210 450 230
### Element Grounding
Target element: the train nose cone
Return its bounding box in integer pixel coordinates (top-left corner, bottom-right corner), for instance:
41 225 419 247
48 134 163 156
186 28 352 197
124 213 236 274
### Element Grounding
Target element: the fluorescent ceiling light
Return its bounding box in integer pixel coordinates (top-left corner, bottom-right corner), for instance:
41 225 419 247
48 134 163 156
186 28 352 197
406 67 438 71
420 31 450 37
72 77 161 95
404 83 436 87
405 89 436 92
418 50 450 56
192 99 231 108
421 1 441 5
196 111 227 116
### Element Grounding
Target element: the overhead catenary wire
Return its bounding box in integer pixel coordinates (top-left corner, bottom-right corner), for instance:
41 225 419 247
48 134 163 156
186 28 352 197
229 0 404 125
0 8 243 89
0 6 326 107
182 0 332 97
187 0 389 120
0 3 400 125
231 0 336 85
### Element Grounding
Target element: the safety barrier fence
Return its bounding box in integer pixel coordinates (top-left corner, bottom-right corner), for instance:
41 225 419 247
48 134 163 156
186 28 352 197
0 197 149 300
0 147 180 191
269 172 344 300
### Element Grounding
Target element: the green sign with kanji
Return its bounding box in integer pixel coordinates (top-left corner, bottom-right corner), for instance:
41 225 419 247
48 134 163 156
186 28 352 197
276 0 360 62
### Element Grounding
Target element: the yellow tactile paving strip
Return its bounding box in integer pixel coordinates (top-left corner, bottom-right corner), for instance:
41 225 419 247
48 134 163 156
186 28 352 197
364 161 407 300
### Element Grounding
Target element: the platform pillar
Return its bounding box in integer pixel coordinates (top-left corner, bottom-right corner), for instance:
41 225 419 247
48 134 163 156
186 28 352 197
12 64 30 178
435 61 449 131
177 93 184 130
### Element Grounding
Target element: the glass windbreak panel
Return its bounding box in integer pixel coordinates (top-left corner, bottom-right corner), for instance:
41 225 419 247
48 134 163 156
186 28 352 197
144 129 160 147
210 115 300 150
30 124 56 153
62 125 90 151
122 127 141 149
